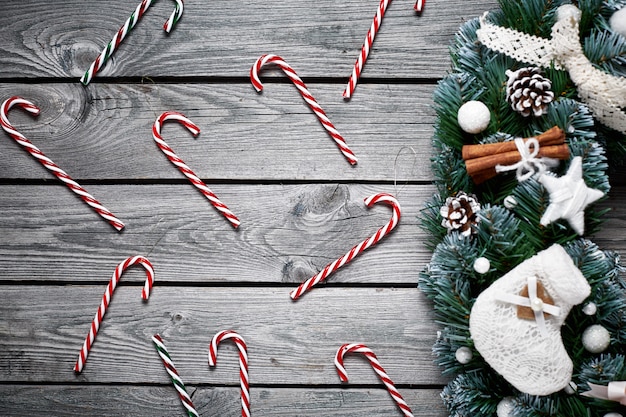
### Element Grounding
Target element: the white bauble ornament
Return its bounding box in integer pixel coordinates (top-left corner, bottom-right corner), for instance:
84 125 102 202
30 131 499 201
455 346 473 364
469 244 590 395
503 195 518 209
496 397 516 417
582 302 597 316
457 101 491 134
582 324 611 353
610 8 626 38
473 257 491 274
604 413 624 417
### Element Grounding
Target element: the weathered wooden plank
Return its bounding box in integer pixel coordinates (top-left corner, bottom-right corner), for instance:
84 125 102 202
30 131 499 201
2 184 625 283
0 385 448 416
0 183 432 283
0 82 434 181
0 286 444 385
0 0 499 80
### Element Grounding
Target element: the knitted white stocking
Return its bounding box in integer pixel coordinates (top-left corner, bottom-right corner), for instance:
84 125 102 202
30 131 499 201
469 244 590 395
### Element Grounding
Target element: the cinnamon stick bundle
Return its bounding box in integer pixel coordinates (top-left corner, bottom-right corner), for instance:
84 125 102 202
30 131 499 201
462 126 569 184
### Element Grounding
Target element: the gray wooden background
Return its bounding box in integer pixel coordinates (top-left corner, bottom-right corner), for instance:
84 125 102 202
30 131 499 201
1 0 624 416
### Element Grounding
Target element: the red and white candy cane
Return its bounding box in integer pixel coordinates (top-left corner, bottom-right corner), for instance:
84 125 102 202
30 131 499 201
343 0 391 100
290 192 401 300
250 54 358 165
153 111 240 228
0 96 125 231
80 0 184 85
343 0 425 99
74 256 155 373
335 343 414 417
208 330 250 417
414 0 425 13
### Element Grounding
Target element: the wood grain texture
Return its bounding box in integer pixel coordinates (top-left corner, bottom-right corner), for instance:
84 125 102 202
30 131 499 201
0 184 432 283
0 0 500 80
0 386 447 416
1 0 623 415
0 82 435 181
0 286 443 385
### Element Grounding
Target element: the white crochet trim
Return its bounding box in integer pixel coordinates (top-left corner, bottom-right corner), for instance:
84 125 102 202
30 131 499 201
469 244 590 396
477 5 626 134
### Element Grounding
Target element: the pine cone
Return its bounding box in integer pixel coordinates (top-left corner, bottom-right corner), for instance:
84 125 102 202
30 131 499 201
440 191 481 237
505 67 554 117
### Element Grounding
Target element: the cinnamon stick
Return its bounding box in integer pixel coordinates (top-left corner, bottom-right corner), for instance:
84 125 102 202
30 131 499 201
468 144 570 184
462 126 565 161
466 143 569 176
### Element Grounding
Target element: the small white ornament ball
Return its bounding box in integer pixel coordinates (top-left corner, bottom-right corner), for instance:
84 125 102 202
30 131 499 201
582 302 597 316
455 346 473 364
610 7 626 38
503 195 518 209
496 397 516 417
582 324 611 353
458 101 491 134
604 413 623 417
473 257 491 274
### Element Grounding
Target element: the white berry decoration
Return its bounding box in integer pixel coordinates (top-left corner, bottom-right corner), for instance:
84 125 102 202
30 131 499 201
610 7 626 38
455 346 473 364
473 257 490 274
582 324 611 353
496 397 516 417
457 101 491 134
582 302 597 316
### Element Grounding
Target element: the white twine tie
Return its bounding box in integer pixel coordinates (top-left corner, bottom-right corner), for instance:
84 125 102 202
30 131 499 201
495 138 558 181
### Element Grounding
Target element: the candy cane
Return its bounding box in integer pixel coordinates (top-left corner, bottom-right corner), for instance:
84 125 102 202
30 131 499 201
74 256 155 373
153 111 240 228
80 0 184 85
343 0 391 100
335 343 414 417
414 0 425 13
152 334 200 417
208 330 250 417
250 54 358 165
290 192 401 300
0 96 125 231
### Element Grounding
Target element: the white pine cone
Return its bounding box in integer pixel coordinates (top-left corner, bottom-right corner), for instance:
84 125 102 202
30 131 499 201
440 191 481 237
505 67 554 117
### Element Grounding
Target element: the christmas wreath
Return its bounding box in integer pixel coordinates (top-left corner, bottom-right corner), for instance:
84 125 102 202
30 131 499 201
419 1 626 416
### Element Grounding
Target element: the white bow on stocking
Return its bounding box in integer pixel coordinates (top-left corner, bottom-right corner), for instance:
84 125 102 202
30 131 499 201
476 5 626 134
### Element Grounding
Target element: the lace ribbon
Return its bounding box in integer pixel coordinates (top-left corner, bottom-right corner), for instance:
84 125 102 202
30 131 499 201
476 5 626 134
495 137 558 181
496 275 561 338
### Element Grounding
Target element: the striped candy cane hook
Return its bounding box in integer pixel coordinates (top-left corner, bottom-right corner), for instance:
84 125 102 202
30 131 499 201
335 343 414 417
290 192 401 300
153 111 240 228
152 334 200 417
209 330 250 417
80 0 185 85
250 54 358 165
343 0 391 100
343 0 425 99
74 256 155 373
0 96 125 231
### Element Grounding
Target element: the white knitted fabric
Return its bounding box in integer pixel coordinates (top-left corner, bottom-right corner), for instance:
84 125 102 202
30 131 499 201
469 244 591 395
476 5 626 134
